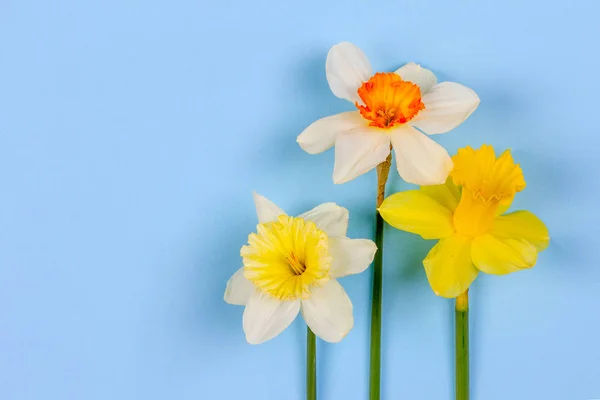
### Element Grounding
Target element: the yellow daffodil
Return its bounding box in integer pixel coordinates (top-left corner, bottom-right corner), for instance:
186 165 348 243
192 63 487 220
379 145 550 298
224 193 377 344
297 42 480 185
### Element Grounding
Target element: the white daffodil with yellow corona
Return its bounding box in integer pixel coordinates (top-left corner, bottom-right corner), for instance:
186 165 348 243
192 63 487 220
379 145 550 298
224 193 377 344
297 42 480 185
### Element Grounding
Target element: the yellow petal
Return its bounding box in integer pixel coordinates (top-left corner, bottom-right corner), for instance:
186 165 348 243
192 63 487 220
379 190 455 239
420 178 461 212
496 194 514 215
492 211 550 251
471 233 537 275
423 235 478 298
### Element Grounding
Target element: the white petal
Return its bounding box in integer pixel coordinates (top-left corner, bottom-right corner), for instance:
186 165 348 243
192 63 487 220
326 42 373 103
243 291 300 345
333 128 391 184
298 203 349 237
224 267 256 306
391 125 453 185
394 62 437 95
253 192 286 223
301 280 353 343
297 111 364 155
411 82 480 135
329 237 377 278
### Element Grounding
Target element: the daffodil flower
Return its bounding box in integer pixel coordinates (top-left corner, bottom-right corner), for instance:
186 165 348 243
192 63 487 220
379 145 550 298
297 42 480 185
224 193 377 344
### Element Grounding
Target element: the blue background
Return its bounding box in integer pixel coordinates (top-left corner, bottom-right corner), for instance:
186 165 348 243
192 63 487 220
1 1 598 399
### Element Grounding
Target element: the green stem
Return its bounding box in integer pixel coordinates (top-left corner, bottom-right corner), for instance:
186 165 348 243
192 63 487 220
455 290 469 400
307 326 316 400
369 211 384 400
369 153 391 400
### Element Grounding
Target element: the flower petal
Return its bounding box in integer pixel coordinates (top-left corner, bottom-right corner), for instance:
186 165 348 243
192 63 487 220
423 235 478 298
419 178 461 213
297 111 364 155
298 203 349 237
411 82 480 135
333 128 391 184
328 237 377 278
253 192 286 223
378 190 454 239
471 233 538 275
492 211 550 251
496 194 514 215
395 62 437 94
326 42 373 104
391 125 453 185
301 279 353 343
243 291 300 344
224 267 256 306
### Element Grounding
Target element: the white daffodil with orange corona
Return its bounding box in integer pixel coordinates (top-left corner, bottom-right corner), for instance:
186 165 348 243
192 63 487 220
224 193 377 344
379 145 550 298
297 42 480 185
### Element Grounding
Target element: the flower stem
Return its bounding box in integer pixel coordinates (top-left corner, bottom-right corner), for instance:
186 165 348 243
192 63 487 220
307 326 316 400
369 152 392 400
455 290 470 400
